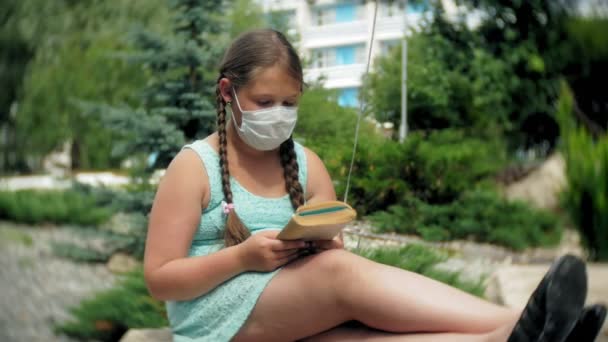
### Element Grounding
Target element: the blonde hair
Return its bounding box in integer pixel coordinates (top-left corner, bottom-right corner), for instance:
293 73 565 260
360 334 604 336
215 29 305 247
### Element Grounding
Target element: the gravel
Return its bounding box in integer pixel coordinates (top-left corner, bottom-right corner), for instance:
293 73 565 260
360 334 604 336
0 222 119 342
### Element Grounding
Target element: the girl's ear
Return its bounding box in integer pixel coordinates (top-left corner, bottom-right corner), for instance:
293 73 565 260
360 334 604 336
219 78 233 103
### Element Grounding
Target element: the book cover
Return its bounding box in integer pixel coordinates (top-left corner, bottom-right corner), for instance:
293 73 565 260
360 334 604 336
277 200 357 241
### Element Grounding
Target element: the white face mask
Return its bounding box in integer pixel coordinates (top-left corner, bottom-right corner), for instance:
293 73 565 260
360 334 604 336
230 89 298 151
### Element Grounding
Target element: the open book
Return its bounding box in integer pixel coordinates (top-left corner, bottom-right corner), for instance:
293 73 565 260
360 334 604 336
277 200 357 241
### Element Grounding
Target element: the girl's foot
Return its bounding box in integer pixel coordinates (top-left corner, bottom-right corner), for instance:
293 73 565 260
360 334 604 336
507 254 588 342
565 304 607 342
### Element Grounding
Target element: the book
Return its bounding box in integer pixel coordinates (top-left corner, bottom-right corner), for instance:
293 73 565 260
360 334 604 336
277 200 357 241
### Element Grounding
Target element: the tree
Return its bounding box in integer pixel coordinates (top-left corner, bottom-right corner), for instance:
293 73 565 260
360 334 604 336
0 0 34 173
455 0 583 150
7 0 170 172
98 0 229 172
362 3 513 136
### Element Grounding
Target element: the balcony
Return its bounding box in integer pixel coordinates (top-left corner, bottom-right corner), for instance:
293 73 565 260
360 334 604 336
302 13 428 49
302 20 368 49
304 64 366 89
256 0 298 11
376 13 427 40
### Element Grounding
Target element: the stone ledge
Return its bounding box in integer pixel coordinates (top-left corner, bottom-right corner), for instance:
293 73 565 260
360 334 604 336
120 328 172 342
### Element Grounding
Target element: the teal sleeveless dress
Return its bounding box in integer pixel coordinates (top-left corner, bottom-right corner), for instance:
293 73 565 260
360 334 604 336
165 139 308 341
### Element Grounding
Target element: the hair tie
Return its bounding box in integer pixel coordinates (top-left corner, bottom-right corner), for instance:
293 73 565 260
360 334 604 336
221 201 235 214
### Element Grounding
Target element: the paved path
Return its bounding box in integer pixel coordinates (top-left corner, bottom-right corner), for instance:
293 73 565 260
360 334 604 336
0 223 118 342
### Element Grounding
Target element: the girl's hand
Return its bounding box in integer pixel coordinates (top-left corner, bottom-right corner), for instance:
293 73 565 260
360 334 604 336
237 230 307 272
309 236 344 253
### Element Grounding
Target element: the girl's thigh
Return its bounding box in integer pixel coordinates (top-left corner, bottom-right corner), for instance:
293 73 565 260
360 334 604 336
232 249 354 342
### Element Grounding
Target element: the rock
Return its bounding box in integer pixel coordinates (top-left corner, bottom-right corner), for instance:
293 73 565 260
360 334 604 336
101 212 146 235
504 153 566 211
107 253 140 274
120 328 172 342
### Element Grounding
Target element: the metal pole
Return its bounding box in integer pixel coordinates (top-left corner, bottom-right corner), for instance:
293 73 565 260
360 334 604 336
399 0 408 143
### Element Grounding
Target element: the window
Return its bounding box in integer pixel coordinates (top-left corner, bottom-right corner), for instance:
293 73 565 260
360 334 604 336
408 1 429 14
312 48 335 68
313 7 333 26
338 88 359 108
312 44 366 68
336 46 356 65
312 2 363 26
380 0 429 17
335 3 356 23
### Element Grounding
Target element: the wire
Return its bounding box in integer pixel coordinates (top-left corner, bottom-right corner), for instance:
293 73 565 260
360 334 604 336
343 0 379 205
342 1 379 250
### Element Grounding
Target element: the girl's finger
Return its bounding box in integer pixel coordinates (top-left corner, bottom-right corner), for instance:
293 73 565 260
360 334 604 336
272 239 307 251
279 250 305 266
275 249 301 260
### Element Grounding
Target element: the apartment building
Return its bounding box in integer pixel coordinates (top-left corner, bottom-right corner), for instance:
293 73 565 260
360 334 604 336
255 0 456 107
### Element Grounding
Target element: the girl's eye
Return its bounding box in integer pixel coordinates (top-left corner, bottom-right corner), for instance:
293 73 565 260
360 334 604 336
283 102 296 107
258 100 272 106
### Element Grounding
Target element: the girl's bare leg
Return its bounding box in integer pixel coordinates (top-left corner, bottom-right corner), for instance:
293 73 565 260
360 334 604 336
233 250 520 342
302 320 517 342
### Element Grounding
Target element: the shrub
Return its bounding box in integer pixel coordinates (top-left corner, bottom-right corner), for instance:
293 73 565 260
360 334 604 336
557 83 608 260
356 244 486 297
55 268 168 341
71 182 155 215
0 189 113 226
326 129 506 215
400 130 506 203
52 241 112 263
369 189 562 251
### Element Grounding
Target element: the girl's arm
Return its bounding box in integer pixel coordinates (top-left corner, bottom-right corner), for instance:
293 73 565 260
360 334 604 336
145 148 307 301
143 149 246 301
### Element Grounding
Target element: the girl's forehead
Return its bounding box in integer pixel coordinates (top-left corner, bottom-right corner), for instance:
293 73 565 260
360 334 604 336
246 65 301 96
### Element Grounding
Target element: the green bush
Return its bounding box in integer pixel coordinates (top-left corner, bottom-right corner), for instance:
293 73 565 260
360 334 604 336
557 83 608 260
55 268 168 341
331 136 410 215
356 244 486 297
0 189 113 226
401 130 506 203
52 241 112 263
369 189 562 251
296 86 368 148
327 129 506 215
71 182 155 215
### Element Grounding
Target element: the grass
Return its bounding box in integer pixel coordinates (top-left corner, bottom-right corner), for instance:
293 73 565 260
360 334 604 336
0 225 33 247
54 268 168 341
356 244 487 297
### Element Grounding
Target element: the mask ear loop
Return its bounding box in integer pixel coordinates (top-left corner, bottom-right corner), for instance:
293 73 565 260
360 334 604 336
231 87 245 113
342 1 378 250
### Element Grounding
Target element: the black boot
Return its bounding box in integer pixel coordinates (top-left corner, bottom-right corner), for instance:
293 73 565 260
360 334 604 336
565 304 607 342
507 254 588 342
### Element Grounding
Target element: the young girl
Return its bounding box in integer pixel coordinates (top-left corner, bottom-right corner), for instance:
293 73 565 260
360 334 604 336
143 29 604 342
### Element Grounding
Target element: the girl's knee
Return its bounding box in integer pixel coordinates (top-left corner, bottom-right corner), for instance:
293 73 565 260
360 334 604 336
310 249 355 280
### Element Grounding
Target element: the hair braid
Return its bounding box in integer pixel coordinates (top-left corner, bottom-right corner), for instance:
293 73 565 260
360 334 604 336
280 138 305 210
216 85 250 247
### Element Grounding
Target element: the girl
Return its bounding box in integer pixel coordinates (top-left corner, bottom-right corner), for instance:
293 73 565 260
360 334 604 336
143 29 604 341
